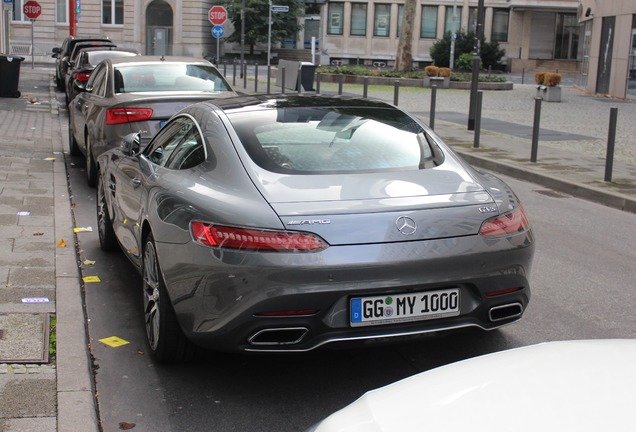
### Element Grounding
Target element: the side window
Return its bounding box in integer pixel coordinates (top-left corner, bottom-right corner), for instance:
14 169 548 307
166 125 205 170
144 117 198 168
87 64 107 95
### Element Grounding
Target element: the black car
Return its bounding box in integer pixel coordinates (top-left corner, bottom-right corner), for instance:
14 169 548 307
51 36 114 91
65 47 139 104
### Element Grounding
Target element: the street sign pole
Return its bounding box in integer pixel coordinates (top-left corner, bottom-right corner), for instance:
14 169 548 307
267 0 272 67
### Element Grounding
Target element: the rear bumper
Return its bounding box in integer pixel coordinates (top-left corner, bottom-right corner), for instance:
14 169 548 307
157 232 534 352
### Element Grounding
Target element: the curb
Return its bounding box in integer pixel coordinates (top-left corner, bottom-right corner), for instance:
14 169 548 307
49 73 100 432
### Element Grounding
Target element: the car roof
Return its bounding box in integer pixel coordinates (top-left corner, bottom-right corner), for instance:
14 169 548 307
208 94 398 114
80 47 138 55
106 56 214 67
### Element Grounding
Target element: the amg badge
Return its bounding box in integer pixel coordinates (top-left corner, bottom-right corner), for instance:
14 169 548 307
287 219 331 226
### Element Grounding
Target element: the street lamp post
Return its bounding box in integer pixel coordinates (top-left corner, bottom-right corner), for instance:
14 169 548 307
449 0 457 70
240 0 245 78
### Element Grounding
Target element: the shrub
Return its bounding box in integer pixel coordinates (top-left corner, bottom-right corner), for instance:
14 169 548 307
534 72 546 85
543 72 561 86
456 53 479 71
438 67 451 77
424 66 439 76
430 31 505 70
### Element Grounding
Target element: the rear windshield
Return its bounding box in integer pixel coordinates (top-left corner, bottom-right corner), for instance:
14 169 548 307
227 107 443 174
88 51 137 66
114 64 231 93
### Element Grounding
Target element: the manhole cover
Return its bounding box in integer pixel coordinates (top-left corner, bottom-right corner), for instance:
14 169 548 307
0 313 49 363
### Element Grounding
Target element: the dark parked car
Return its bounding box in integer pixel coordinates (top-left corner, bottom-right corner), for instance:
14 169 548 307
65 47 139 104
96 94 535 363
51 36 114 91
69 55 236 186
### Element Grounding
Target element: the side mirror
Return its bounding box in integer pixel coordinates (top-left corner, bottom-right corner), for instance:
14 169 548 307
121 133 141 156
51 47 60 56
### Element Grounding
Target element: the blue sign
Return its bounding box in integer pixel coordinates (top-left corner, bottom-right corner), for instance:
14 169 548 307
3 0 13 4
211 25 224 39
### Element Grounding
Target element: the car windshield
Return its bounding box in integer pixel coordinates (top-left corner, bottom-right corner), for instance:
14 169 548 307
114 64 231 93
228 107 442 174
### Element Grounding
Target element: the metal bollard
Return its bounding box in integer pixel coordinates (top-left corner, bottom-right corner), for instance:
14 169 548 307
530 97 542 162
243 62 247 89
297 66 303 94
393 80 399 106
338 74 344 95
521 68 525 85
254 63 258 93
232 62 236 86
316 72 321 95
267 66 271 94
429 85 437 130
604 107 618 182
363 76 369 98
281 67 286 94
474 91 483 148
223 60 227 77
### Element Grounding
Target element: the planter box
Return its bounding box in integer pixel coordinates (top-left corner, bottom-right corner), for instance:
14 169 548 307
424 76 449 88
316 73 513 90
536 85 561 102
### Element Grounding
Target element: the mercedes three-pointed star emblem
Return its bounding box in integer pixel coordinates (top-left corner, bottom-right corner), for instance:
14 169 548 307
395 216 417 235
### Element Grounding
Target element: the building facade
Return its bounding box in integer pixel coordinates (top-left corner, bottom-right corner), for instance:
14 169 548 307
578 0 636 99
1 0 634 98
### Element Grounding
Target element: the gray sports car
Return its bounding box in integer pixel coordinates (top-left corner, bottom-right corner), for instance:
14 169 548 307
69 56 237 186
96 95 535 363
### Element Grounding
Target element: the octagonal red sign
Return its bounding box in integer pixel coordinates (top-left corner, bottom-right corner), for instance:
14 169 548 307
23 0 42 19
208 5 227 26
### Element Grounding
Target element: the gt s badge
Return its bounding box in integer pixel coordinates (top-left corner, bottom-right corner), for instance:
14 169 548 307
479 206 497 213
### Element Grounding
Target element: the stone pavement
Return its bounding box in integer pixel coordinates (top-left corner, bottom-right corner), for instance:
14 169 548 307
0 63 634 432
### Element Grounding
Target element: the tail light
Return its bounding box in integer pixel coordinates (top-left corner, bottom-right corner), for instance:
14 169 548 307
75 71 92 83
105 108 153 125
191 222 328 252
479 206 530 237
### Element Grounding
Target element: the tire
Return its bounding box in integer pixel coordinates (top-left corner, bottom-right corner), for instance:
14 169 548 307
142 233 195 363
96 173 118 252
86 135 98 187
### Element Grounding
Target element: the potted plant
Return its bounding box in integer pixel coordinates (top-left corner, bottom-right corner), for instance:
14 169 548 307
423 66 439 87
437 67 451 88
535 71 561 102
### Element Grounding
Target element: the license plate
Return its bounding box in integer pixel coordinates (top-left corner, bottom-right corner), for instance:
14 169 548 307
350 288 460 327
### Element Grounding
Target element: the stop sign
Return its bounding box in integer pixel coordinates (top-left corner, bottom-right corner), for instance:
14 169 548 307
23 0 42 19
208 5 227 26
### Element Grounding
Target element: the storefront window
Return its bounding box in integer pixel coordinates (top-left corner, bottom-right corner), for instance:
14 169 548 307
328 2 344 35
554 13 579 59
351 3 367 36
420 5 437 39
56 0 68 23
628 15 636 99
374 4 390 37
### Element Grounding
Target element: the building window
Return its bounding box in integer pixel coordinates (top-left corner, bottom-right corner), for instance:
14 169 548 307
420 5 437 39
103 0 123 24
57 0 68 23
351 3 367 36
12 0 26 21
468 7 477 33
397 4 403 37
492 9 509 42
373 4 390 37
444 6 462 35
328 2 344 35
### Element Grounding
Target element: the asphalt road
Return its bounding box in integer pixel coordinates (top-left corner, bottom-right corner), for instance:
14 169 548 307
66 149 636 431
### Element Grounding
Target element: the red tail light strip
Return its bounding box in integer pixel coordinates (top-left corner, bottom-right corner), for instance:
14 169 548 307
191 222 328 252
479 206 530 237
105 108 153 125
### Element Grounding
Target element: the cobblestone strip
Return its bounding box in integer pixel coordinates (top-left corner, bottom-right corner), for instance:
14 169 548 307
0 363 56 374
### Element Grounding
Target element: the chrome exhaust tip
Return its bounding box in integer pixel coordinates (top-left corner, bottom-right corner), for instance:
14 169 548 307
248 327 308 346
489 303 523 322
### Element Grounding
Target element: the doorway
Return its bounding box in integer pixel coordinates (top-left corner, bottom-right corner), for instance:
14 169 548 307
146 0 174 55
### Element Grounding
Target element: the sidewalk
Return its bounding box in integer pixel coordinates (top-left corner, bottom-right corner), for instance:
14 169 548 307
0 65 97 432
0 65 634 432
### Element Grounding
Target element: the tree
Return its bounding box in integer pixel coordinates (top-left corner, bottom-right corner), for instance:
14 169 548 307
430 31 505 70
218 0 304 55
394 0 416 71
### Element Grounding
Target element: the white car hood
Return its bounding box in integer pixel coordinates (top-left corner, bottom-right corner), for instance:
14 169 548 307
312 339 636 432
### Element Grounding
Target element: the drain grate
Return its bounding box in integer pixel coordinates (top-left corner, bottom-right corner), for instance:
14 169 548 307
0 329 4 340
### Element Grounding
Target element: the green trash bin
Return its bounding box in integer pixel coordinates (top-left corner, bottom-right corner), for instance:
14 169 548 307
0 55 25 98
